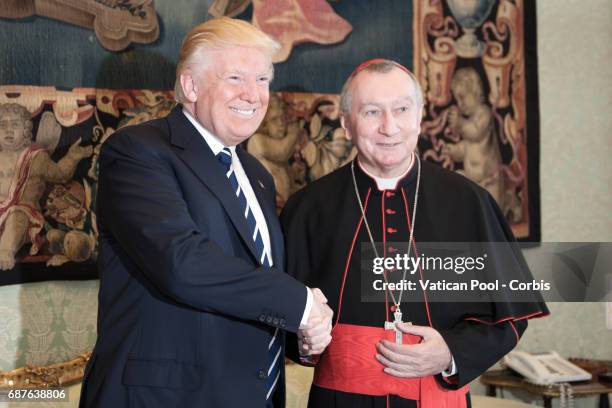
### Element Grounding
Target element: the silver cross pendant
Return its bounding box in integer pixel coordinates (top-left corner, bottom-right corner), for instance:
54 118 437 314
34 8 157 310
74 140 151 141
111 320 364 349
384 308 409 345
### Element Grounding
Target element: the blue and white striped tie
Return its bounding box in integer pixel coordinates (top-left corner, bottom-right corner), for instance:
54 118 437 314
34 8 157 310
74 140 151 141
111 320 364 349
216 147 281 403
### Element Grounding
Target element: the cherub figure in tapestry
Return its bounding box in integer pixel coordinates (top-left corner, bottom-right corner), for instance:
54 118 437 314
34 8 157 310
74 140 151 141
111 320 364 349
0 103 92 270
443 68 505 208
44 181 96 267
300 100 356 182
46 228 96 267
248 95 304 207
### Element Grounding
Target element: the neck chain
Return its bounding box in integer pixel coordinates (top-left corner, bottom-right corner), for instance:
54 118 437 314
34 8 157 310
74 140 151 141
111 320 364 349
350 154 421 316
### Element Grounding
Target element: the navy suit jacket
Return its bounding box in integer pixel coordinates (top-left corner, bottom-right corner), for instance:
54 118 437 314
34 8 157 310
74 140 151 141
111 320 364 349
79 106 307 407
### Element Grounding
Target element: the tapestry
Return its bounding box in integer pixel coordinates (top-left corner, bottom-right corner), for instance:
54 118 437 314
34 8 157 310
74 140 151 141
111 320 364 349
413 0 539 241
0 0 160 51
0 88 175 285
0 0 540 285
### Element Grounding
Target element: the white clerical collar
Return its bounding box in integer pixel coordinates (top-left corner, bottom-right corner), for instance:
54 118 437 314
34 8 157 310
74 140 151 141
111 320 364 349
182 108 236 155
358 153 415 191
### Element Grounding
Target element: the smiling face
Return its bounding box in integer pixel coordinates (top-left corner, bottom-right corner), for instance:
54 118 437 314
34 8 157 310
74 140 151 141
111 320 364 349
182 46 273 146
0 111 30 152
341 67 422 178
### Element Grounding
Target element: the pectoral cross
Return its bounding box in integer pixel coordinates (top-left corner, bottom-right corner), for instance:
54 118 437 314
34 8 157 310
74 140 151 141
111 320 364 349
384 308 410 344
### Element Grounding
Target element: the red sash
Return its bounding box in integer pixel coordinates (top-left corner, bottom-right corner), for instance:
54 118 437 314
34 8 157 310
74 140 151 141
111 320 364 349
313 323 468 408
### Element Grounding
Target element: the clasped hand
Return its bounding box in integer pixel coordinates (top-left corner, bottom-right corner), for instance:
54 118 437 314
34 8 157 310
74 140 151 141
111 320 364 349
298 288 333 356
375 323 452 378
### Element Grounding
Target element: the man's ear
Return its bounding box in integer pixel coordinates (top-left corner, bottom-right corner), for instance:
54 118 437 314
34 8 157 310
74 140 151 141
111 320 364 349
416 106 424 134
340 115 352 141
180 73 198 103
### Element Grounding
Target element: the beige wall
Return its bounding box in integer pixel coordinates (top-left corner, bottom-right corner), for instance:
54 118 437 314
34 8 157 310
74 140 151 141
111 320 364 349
519 0 612 359
470 1 612 406
538 0 612 243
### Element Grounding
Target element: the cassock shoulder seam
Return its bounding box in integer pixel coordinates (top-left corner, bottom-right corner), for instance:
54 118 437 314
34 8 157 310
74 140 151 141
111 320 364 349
302 163 352 195
422 161 488 196
421 160 495 206
283 164 352 212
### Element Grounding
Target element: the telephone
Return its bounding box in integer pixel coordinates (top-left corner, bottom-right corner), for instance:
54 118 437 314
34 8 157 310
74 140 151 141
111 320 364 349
503 351 592 384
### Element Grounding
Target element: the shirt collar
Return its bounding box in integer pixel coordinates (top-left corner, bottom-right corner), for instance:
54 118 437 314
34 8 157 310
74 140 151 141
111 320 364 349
182 108 236 155
356 153 416 191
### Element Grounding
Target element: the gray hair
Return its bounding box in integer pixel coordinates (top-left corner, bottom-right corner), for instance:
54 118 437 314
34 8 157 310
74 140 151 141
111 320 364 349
339 60 424 115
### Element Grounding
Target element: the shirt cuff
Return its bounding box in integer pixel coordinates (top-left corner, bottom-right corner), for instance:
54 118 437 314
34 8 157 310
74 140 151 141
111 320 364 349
298 353 321 366
300 287 313 327
441 356 457 377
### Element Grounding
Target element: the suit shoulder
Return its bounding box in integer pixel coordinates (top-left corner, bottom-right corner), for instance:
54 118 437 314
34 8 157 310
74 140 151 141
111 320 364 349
102 117 171 158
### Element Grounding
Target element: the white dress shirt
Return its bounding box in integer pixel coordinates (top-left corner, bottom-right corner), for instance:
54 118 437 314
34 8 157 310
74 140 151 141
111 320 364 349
182 109 312 326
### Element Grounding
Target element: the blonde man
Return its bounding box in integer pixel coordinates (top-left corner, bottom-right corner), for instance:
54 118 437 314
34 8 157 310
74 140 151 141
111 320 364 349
80 18 332 408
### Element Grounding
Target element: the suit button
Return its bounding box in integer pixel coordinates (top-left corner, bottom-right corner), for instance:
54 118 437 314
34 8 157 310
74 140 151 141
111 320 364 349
258 369 268 380
273 317 279 326
259 314 266 322
266 316 273 324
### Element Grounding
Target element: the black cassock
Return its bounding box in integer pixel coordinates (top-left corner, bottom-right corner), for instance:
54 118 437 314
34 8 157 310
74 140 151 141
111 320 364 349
281 159 548 408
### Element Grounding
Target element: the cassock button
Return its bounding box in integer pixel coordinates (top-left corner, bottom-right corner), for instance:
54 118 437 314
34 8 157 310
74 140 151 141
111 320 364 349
387 227 397 234
258 369 268 380
386 208 396 215
386 191 395 198
279 319 286 327
273 317 279 326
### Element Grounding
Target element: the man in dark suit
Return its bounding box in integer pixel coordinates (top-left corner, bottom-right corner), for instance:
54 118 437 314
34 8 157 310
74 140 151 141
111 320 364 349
79 17 332 408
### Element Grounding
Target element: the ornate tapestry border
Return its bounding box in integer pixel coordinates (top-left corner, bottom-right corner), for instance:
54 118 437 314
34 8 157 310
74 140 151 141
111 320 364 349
413 0 540 241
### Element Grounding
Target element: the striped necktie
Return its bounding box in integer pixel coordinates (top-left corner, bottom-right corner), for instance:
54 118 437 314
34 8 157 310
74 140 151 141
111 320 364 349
216 147 281 403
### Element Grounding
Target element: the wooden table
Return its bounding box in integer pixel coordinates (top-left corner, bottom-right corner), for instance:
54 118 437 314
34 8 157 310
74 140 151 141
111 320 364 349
480 369 612 408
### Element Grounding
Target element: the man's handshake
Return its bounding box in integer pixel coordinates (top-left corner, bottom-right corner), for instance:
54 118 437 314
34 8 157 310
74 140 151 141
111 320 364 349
298 288 333 356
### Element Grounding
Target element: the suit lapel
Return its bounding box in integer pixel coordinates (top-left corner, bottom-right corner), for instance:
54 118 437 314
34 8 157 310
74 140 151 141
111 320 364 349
237 147 284 270
166 107 259 261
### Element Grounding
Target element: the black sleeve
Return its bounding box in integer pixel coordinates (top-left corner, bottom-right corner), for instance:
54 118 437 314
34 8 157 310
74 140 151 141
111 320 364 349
280 192 314 362
280 190 315 284
436 318 527 389
433 188 544 388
